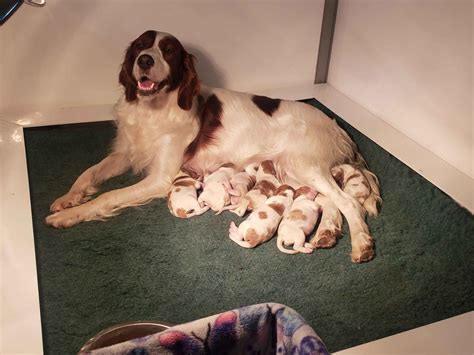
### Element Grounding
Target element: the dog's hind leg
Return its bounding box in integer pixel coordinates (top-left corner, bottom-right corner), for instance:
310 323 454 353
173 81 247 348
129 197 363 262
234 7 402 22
310 195 342 249
301 166 375 263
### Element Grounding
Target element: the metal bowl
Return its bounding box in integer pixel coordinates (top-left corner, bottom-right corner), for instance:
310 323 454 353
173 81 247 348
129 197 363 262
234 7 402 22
79 321 172 353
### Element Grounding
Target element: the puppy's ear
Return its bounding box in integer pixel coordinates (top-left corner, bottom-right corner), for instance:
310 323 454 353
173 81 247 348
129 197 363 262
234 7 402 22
178 52 200 111
119 43 138 102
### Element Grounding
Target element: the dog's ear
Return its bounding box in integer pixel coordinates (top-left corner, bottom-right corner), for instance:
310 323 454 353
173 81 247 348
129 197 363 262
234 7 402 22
119 42 138 102
178 52 200 111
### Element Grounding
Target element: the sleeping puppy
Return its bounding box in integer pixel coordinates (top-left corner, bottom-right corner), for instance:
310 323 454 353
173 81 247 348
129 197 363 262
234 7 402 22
167 171 209 218
229 185 294 248
277 186 318 254
229 160 281 216
198 164 239 212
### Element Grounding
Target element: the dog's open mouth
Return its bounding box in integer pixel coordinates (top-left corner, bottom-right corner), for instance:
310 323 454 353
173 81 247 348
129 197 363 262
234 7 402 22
137 76 167 96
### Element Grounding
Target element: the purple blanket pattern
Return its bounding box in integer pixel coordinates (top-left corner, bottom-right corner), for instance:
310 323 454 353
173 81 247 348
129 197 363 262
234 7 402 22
87 303 329 354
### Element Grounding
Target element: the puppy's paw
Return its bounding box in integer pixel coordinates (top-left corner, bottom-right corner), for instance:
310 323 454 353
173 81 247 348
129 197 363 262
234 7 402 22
50 191 86 212
310 229 340 249
351 232 375 263
45 208 86 228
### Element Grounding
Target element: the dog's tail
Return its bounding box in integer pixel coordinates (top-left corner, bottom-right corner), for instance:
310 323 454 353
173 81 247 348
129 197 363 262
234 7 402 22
276 236 298 254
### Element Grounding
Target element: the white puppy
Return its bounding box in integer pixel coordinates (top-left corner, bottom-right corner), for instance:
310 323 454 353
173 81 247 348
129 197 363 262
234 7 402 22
277 186 319 254
217 163 258 216
198 164 239 212
229 185 294 248
167 171 209 218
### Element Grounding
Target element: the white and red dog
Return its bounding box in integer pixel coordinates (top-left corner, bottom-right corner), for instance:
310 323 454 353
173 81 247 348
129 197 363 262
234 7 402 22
46 30 381 263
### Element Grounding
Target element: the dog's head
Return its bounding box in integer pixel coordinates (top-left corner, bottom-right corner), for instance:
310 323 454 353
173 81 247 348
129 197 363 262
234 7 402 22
119 30 199 110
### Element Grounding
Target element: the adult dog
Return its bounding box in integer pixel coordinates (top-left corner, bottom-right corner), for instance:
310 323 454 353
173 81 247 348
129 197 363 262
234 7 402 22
46 30 381 263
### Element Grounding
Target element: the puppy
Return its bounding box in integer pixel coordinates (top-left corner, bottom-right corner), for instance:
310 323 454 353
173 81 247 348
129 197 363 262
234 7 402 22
167 171 209 218
229 185 294 248
229 160 281 216
198 164 239 212
217 163 258 216
277 186 318 254
331 163 380 216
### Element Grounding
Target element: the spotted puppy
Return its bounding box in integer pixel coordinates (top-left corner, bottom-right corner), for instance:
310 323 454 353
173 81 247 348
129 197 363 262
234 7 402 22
167 171 209 218
277 186 319 254
331 164 380 216
229 185 294 248
229 160 281 216
198 164 239 212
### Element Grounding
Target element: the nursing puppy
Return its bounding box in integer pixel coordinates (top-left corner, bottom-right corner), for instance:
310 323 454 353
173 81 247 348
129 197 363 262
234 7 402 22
331 164 380 216
217 163 258 216
198 164 238 212
229 160 280 216
167 171 209 218
277 186 319 254
229 185 294 248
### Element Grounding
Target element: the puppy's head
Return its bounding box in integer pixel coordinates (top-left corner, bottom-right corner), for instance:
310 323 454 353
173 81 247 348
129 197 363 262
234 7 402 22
119 30 199 110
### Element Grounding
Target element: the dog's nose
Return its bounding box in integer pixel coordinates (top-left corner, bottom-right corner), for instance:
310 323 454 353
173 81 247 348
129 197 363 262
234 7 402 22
137 54 154 70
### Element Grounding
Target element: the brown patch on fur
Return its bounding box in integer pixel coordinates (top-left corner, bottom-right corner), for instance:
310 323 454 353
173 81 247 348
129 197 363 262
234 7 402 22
275 184 294 197
288 209 307 221
173 179 196 187
255 180 277 197
294 186 311 199
361 180 370 189
258 211 268 219
247 176 256 190
311 229 340 249
158 36 200 110
175 187 181 192
252 95 281 116
180 166 201 180
119 30 157 102
184 94 223 161
268 202 285 216
260 160 276 176
173 175 191 183
220 162 235 168
332 168 344 188
345 173 362 185
244 228 261 247
176 208 187 218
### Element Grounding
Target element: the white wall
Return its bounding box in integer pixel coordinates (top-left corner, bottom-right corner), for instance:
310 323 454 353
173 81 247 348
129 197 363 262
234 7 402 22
329 0 473 178
0 0 324 114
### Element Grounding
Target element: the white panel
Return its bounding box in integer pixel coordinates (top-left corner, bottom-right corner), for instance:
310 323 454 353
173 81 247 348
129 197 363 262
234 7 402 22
0 121 43 354
335 311 473 355
328 0 473 178
0 0 324 114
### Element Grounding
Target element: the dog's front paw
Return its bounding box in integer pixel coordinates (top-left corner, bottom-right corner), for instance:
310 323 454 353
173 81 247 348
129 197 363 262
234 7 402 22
351 232 375 263
50 191 86 212
45 207 86 228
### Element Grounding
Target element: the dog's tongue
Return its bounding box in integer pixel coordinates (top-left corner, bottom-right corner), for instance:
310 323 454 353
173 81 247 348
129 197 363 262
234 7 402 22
138 80 155 90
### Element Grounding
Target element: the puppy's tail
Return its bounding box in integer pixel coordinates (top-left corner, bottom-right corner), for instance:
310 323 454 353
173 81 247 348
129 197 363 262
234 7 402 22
277 236 298 254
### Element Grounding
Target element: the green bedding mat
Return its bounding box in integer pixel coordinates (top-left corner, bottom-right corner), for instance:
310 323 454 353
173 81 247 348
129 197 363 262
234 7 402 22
24 99 474 354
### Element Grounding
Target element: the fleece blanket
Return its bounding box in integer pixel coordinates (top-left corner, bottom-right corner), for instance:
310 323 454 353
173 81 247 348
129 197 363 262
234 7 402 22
84 303 328 354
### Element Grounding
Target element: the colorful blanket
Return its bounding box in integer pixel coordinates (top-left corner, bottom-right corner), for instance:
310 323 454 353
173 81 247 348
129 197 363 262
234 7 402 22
86 303 329 354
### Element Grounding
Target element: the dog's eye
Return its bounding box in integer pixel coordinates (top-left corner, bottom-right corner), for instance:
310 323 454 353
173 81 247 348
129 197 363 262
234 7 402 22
164 46 174 55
